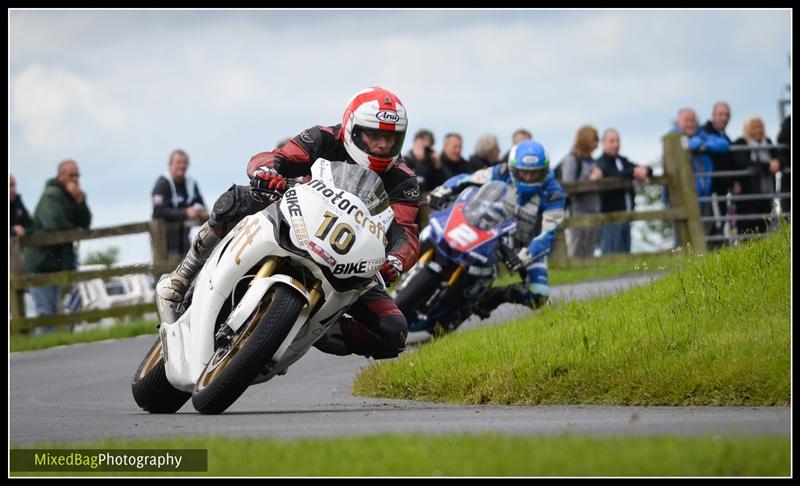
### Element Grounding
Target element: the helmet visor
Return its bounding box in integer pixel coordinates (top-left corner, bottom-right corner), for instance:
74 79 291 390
511 166 548 184
352 126 406 158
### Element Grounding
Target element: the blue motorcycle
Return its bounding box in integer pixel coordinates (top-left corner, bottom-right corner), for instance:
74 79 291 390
393 180 521 334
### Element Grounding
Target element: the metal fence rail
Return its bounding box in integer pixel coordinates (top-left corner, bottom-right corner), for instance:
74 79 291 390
724 143 789 152
701 212 791 222
698 192 791 203
694 168 791 178
705 232 775 243
691 143 791 246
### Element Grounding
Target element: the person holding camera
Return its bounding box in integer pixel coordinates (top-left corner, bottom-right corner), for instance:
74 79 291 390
405 129 446 192
405 129 446 229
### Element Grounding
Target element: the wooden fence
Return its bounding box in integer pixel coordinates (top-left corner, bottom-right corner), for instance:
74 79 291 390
548 131 706 268
9 220 180 334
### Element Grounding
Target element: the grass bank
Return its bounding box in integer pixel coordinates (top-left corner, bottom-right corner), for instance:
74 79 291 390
355 225 790 406
10 320 158 353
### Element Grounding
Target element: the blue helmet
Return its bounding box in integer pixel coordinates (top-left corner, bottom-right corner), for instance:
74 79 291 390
508 140 550 196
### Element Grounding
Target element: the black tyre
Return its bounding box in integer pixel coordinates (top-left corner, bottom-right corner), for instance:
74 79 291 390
131 337 192 413
191 284 305 415
394 265 442 324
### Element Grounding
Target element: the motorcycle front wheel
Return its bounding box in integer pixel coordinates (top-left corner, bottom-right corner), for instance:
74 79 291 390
394 264 442 325
191 284 306 415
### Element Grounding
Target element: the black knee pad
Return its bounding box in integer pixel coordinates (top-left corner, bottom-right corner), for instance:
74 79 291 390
377 314 408 356
208 184 240 236
209 185 270 237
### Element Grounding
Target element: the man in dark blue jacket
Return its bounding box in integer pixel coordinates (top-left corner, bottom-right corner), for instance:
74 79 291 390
674 108 730 241
594 129 652 254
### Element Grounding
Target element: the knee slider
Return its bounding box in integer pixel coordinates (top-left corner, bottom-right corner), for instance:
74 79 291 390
379 314 408 352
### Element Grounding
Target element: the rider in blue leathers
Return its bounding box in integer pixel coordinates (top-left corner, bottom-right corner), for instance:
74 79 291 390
428 140 566 317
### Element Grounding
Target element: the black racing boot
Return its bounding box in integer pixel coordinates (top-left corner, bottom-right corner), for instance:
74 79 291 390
473 286 508 319
474 284 549 319
156 222 220 324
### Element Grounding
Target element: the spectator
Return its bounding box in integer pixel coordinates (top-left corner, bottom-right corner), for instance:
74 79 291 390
403 129 431 172
440 132 469 178
702 102 735 247
405 129 447 192
674 107 730 239
776 115 790 214
731 116 781 234
10 174 32 238
559 125 601 258
152 149 209 262
501 128 533 163
466 134 501 172
404 129 445 229
594 129 652 254
22 159 92 317
704 102 735 190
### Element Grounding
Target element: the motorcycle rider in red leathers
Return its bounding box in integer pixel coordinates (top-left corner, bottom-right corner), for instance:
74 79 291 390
156 87 420 359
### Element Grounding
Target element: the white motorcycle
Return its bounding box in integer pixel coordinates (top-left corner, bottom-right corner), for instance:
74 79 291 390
131 159 394 414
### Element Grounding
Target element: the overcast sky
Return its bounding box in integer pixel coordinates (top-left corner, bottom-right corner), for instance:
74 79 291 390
9 9 791 263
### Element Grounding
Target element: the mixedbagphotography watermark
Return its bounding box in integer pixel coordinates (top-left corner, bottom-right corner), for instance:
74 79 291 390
10 449 207 472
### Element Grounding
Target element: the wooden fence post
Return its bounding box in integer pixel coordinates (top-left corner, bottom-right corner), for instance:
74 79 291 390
662 131 707 252
148 219 169 277
549 230 569 268
9 237 26 325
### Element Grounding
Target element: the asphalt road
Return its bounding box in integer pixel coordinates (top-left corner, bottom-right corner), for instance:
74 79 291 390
10 274 790 444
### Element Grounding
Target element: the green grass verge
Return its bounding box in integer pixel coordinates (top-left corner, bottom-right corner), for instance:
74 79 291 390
10 320 158 353
10 434 790 476
495 251 686 288
355 224 790 406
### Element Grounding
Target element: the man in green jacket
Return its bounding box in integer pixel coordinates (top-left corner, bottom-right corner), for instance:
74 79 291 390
23 159 92 316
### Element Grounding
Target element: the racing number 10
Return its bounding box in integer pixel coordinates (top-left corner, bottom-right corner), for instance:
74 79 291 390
315 211 356 255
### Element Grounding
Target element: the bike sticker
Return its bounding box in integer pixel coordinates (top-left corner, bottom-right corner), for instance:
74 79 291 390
232 217 262 265
442 205 497 252
446 224 479 248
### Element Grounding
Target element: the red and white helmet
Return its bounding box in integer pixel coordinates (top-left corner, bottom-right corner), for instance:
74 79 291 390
341 87 408 173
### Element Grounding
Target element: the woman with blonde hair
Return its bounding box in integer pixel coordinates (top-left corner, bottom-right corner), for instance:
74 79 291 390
731 115 781 234
558 125 602 258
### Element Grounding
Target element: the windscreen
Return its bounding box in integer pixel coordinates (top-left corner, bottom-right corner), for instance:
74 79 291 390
463 181 511 230
326 161 390 216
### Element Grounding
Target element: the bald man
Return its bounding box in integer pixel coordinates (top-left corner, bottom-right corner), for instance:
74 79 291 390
23 159 92 318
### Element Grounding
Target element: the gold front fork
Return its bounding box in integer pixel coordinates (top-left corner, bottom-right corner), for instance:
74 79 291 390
252 256 323 312
448 265 464 287
419 247 435 265
252 257 281 281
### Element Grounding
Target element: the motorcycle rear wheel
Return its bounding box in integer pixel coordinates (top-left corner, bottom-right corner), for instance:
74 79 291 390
131 337 192 413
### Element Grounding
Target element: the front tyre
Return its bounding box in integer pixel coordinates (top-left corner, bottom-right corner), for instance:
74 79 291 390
191 284 306 415
394 265 441 324
131 337 192 413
